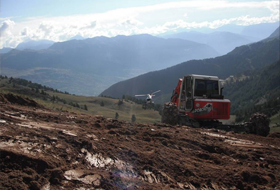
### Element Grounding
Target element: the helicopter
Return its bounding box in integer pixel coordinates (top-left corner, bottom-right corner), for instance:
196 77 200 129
135 90 161 104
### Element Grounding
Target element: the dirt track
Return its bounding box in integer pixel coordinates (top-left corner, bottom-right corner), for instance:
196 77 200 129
0 94 280 190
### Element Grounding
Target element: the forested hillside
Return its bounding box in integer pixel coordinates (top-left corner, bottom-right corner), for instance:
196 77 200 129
224 60 280 121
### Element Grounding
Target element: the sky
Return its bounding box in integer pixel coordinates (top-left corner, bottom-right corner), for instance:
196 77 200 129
0 0 279 48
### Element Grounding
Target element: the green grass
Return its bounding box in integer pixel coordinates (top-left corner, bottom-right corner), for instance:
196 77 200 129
0 78 161 124
270 112 280 125
48 91 161 123
270 127 280 133
270 112 280 133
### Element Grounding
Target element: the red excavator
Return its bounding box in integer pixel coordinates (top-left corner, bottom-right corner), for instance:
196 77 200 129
161 74 270 136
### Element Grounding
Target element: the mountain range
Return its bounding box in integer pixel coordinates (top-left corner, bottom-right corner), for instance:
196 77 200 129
15 40 55 50
164 31 254 55
163 22 279 55
0 34 219 96
69 34 86 41
0 40 55 54
240 22 280 40
160 21 279 39
0 47 13 54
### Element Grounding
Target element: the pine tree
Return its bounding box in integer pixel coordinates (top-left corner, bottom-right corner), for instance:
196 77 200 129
115 112 119 120
8 77 13 84
51 95 55 102
131 114 136 123
84 105 88 110
118 99 123 106
100 101 105 107
75 103 80 108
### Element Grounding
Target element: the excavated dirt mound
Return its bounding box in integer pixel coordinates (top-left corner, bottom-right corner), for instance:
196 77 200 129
0 93 41 108
268 132 280 138
0 102 280 190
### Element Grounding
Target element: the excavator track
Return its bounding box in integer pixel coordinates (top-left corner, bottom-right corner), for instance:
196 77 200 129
162 102 270 136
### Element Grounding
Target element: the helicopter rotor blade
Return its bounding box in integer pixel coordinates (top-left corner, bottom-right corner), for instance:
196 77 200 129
135 94 147 97
151 90 161 95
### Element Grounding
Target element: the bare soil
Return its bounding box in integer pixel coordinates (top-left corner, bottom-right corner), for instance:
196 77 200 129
0 95 280 190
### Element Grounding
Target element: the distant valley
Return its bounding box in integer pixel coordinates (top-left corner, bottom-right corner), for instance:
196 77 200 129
0 34 219 96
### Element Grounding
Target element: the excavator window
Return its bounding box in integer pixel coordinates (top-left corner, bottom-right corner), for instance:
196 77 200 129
194 79 219 97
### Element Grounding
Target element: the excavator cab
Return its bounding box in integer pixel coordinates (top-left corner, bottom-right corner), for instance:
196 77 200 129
176 74 230 120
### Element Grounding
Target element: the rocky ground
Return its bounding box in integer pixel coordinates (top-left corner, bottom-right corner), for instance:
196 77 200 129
0 94 280 190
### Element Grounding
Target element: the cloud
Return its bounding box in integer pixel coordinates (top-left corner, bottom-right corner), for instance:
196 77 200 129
21 27 29 36
1 0 279 48
88 21 97 28
134 13 279 35
120 18 143 27
0 20 20 48
82 21 97 29
0 19 15 36
39 22 54 36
